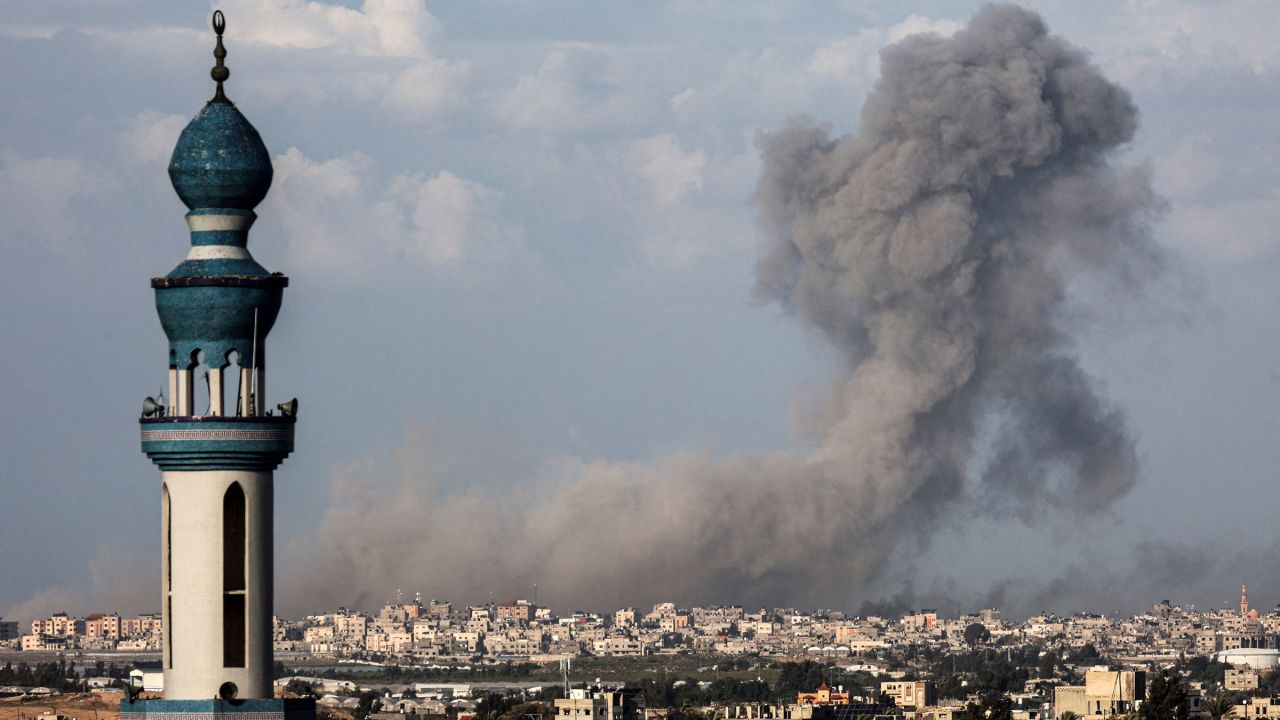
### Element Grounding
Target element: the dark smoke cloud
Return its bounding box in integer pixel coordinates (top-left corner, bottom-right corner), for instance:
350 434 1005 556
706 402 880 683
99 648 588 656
280 4 1165 616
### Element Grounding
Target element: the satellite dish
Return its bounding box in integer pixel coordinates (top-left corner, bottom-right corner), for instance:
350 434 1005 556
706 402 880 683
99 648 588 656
142 396 163 417
277 398 298 417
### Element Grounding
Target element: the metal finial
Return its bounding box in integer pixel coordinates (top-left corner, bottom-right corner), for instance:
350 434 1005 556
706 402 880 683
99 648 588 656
210 10 231 104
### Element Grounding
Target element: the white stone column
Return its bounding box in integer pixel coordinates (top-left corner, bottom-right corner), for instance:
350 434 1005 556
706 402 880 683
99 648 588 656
162 469 273 699
239 368 252 416
177 369 194 416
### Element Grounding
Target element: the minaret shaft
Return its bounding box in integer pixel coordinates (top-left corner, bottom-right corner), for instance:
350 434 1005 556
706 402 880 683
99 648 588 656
162 470 274 699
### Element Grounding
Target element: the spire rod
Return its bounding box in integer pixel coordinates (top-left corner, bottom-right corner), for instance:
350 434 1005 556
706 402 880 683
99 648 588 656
210 10 231 104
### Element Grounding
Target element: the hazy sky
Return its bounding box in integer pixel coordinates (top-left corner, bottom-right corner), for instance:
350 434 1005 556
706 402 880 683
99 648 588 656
3 0 1280 623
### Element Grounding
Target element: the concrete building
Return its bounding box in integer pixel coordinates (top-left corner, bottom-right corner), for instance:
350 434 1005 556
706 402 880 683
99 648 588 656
1224 668 1259 692
0 619 18 641
85 613 121 640
1229 697 1280 719
496 599 534 624
880 681 936 710
726 705 821 720
554 687 644 720
124 12 313 720
1214 649 1280 670
130 662 165 693
1053 670 1145 718
797 684 850 706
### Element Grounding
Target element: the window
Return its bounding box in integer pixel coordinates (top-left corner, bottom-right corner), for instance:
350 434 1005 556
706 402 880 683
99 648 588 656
223 483 246 667
163 483 172 668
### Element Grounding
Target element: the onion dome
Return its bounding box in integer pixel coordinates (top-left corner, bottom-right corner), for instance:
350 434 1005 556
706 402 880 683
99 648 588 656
151 11 287 371
169 103 272 212
168 11 272 213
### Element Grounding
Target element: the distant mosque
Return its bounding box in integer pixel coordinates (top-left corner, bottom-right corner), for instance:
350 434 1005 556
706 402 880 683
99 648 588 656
130 11 311 720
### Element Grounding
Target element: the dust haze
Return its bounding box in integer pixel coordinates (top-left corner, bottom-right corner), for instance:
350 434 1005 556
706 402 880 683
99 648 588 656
277 4 1168 615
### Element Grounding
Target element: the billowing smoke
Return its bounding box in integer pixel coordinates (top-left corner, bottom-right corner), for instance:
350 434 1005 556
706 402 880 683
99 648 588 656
281 4 1165 615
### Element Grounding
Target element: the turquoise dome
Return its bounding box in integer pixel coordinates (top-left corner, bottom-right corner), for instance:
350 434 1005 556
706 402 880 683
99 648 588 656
168 102 272 211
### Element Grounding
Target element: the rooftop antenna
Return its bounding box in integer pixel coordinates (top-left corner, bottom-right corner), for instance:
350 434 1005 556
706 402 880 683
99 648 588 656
249 307 259 415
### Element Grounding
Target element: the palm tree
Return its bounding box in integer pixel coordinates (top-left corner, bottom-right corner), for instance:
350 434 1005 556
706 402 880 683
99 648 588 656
1203 693 1234 720
1059 711 1082 720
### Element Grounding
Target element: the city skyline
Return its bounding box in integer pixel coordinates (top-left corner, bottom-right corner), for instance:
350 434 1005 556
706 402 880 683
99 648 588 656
11 584 1280 663
3 0 1280 622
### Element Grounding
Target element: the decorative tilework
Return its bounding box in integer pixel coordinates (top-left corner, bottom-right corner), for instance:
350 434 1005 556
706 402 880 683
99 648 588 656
141 429 291 442
121 707 288 712
119 698 315 720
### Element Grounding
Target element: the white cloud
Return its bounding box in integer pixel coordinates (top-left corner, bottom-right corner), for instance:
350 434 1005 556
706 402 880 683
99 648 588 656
1150 129 1280 263
808 15 962 84
0 155 102 258
266 147 524 280
1162 191 1280 263
119 111 188 166
389 170 516 267
885 15 964 44
633 133 706 208
215 0 438 57
639 203 755 271
499 44 659 135
74 1 467 122
381 57 470 119
671 87 696 112
501 48 593 132
1060 0 1280 91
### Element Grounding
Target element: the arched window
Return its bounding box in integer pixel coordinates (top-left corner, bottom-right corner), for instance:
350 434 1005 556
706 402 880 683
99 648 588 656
223 482 246 667
163 483 172 668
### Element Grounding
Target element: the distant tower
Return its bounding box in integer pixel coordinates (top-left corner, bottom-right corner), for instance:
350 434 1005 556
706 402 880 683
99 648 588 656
1242 584 1249 616
129 13 311 720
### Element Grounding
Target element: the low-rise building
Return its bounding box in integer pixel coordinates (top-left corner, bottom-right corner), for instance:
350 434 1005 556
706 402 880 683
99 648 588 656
554 687 644 720
1054 670 1145 718
880 681 936 710
797 684 849 706
1225 668 1259 692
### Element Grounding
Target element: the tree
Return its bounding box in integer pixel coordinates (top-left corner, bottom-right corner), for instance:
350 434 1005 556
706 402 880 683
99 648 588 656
1067 644 1101 664
961 694 1012 720
774 661 837 700
354 690 381 720
477 693 522 720
499 701 551 720
1202 693 1233 720
964 624 991 647
1139 673 1188 720
1059 711 1082 720
284 678 321 698
1039 652 1061 679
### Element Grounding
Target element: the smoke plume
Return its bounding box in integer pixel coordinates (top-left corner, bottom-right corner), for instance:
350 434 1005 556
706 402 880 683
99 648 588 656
282 4 1165 615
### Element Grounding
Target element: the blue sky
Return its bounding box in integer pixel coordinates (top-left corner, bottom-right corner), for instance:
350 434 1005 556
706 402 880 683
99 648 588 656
3 0 1280 622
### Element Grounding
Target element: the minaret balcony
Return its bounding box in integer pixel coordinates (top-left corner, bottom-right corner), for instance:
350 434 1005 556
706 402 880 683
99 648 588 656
140 415 295 471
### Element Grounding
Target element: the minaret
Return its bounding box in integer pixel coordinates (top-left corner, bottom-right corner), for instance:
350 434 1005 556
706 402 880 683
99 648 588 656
1242 584 1249 617
130 13 309 720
